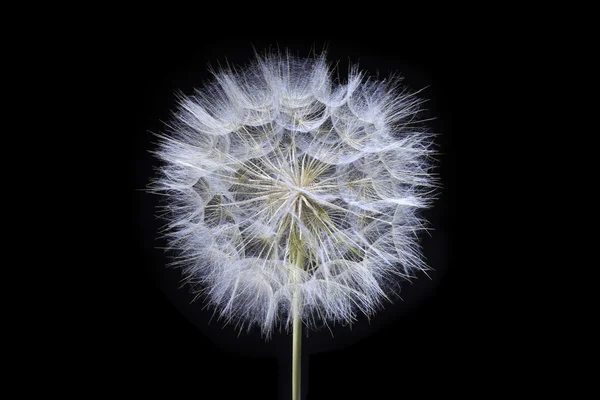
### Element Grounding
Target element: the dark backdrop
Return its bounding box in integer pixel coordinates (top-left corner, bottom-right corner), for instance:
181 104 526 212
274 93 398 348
126 37 475 399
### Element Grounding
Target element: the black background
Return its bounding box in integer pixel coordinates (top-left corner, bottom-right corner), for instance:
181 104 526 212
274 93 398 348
125 36 481 399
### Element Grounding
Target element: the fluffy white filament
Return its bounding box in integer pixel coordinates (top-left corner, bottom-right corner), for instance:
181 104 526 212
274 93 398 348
151 52 437 337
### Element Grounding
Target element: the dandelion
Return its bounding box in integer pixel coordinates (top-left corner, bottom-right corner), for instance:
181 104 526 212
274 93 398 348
150 50 437 400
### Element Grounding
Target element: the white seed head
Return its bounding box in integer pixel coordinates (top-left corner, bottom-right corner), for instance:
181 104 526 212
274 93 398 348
150 51 437 337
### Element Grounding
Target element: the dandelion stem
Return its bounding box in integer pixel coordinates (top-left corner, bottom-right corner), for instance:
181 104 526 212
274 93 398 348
291 241 304 400
292 301 302 400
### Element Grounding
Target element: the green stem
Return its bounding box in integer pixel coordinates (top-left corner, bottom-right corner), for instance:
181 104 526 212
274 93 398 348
292 303 302 400
291 244 304 400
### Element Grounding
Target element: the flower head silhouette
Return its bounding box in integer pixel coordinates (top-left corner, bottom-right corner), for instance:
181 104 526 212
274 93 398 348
151 51 437 339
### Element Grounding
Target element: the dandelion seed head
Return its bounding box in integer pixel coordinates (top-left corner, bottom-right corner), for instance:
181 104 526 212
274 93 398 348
151 51 437 337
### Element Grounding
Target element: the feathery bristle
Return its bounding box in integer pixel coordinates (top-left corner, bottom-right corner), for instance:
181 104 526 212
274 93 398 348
150 51 437 338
